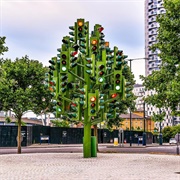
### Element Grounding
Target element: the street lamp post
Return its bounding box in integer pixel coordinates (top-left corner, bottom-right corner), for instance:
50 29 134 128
129 59 132 147
127 58 148 147
159 108 163 145
142 101 146 146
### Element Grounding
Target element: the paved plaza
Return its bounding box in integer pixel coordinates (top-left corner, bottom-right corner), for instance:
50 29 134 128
0 153 179 180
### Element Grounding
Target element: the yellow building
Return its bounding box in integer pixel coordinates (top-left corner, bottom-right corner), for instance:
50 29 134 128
120 110 155 132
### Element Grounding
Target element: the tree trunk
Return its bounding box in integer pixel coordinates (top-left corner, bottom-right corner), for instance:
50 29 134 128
17 118 21 154
93 125 99 152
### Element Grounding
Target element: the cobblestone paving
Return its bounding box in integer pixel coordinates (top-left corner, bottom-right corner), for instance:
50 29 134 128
0 153 179 180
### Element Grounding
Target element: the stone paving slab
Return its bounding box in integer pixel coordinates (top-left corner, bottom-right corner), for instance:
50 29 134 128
0 153 179 180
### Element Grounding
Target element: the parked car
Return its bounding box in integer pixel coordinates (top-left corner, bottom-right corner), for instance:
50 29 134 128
169 138 177 145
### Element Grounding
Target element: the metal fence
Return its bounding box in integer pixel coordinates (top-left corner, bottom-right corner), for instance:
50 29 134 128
0 125 153 147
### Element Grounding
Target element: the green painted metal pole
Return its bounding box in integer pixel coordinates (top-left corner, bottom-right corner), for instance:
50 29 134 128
83 108 91 158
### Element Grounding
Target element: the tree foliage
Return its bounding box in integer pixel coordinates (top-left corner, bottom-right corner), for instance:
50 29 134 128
140 0 180 116
162 124 180 142
0 56 52 153
0 36 8 56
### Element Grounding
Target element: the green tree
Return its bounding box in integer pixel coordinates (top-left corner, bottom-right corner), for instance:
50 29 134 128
162 124 180 142
0 36 8 56
140 0 180 116
162 126 174 142
0 56 52 153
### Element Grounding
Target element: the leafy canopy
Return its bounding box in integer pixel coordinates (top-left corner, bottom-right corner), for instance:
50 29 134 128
140 0 180 117
0 56 52 119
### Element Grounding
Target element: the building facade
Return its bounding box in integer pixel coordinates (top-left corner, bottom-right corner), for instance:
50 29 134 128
144 0 180 129
145 0 165 76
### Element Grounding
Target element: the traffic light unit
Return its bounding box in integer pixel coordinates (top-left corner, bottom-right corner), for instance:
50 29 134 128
60 51 69 74
69 22 77 43
85 54 95 77
68 47 78 69
88 93 97 116
67 98 80 121
59 74 68 95
90 37 98 55
114 70 122 92
96 62 106 84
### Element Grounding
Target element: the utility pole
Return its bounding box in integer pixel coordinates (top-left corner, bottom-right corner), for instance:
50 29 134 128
142 101 146 146
127 58 148 147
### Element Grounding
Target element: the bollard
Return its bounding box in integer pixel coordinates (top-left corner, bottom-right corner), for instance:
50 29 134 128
91 136 97 157
114 138 118 146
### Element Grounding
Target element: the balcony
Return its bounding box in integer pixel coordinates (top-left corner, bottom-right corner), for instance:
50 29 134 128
149 23 157 29
149 4 157 10
148 17 156 23
157 3 163 8
148 50 158 56
148 30 157 36
148 11 157 17
148 36 156 43
148 0 153 4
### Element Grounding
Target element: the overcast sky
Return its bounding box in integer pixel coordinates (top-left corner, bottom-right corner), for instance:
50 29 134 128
1 0 146 84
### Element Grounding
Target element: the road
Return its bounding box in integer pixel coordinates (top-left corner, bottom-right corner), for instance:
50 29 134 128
0 143 179 155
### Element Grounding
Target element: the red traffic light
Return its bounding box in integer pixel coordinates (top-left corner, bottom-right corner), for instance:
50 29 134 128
71 103 77 107
49 81 55 86
98 27 104 32
111 93 118 98
70 51 78 56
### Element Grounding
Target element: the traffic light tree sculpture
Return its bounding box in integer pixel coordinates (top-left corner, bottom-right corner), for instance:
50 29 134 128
46 19 135 158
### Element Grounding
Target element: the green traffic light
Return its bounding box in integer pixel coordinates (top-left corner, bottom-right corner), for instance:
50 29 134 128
98 77 104 83
115 85 120 90
57 108 62 112
61 67 67 72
